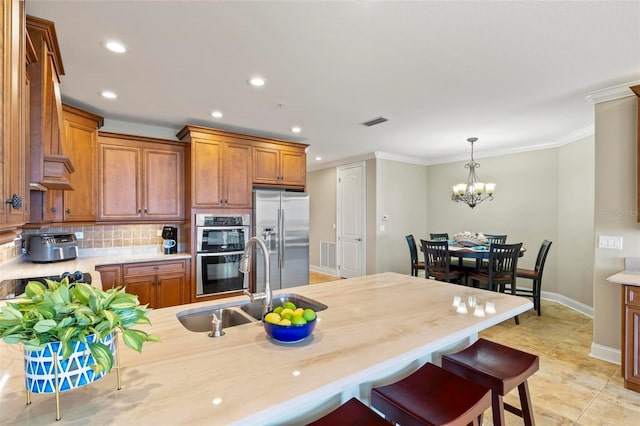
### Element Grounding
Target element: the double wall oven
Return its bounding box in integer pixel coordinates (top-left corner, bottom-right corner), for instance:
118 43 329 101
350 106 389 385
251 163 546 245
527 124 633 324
195 214 250 297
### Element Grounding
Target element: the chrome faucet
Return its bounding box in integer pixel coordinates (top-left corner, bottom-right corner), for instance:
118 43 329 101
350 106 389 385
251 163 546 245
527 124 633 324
240 237 272 318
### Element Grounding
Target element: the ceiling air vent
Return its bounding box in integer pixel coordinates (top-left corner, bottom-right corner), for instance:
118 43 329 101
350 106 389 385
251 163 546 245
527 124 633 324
361 116 388 127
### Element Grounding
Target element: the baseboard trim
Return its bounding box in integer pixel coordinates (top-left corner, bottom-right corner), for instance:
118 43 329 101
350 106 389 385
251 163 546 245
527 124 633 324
590 342 621 365
310 264 338 277
540 290 593 318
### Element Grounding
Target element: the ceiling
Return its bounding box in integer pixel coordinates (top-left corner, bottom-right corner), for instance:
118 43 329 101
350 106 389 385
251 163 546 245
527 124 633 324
26 1 640 169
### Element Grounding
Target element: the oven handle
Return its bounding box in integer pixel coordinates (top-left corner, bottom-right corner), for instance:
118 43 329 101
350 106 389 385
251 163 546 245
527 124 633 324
196 250 245 256
197 226 248 230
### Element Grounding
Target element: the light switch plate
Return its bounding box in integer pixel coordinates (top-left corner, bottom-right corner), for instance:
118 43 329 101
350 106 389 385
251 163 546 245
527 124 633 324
598 235 623 250
74 232 84 239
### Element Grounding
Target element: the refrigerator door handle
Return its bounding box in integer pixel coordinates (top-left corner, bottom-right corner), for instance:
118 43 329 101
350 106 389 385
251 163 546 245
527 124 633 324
277 208 283 269
281 208 286 267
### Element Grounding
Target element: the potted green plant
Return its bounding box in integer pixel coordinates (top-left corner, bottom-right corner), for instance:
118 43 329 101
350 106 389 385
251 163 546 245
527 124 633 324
0 278 159 387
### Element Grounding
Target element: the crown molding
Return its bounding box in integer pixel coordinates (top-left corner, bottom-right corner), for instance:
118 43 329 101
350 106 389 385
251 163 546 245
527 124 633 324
585 80 640 104
373 151 430 166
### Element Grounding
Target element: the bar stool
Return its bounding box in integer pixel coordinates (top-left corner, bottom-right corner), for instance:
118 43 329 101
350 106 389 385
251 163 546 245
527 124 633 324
441 339 539 426
370 362 491 426
306 397 390 425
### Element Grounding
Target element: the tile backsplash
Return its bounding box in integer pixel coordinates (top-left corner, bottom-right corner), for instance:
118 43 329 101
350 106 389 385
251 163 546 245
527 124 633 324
1 224 185 263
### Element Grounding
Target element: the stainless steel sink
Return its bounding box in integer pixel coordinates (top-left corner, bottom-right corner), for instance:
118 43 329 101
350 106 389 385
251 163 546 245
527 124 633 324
176 306 255 332
176 293 327 332
240 293 328 320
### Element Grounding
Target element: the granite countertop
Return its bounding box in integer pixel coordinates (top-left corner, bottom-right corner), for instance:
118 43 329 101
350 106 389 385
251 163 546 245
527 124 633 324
607 270 640 286
0 246 192 289
0 272 532 425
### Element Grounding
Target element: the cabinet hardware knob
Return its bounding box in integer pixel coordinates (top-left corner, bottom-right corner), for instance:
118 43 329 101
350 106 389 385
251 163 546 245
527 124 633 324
5 194 22 210
50 207 57 213
144 208 148 213
138 209 142 213
65 209 71 214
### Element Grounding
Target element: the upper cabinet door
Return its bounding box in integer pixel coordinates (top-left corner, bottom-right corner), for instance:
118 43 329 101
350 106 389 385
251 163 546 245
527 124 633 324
99 142 142 221
144 146 184 220
0 0 29 235
192 137 223 208
253 143 306 188
223 142 252 209
177 126 253 209
61 104 103 222
98 132 185 222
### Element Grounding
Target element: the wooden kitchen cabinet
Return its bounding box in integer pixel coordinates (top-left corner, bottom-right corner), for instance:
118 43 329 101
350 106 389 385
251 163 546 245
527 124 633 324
95 264 122 290
177 125 252 209
0 0 29 240
60 104 103 222
253 143 306 188
623 285 640 392
26 15 73 191
98 132 185 222
122 259 189 309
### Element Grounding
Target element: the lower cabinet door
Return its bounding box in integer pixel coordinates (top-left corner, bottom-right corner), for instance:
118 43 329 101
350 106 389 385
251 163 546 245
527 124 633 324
156 273 185 308
123 275 155 307
95 265 122 290
626 305 640 390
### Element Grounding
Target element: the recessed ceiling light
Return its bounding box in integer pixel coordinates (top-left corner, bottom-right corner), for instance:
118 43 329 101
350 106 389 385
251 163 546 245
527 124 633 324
290 126 301 133
211 110 223 118
315 156 322 161
101 91 117 99
248 76 265 87
105 41 126 53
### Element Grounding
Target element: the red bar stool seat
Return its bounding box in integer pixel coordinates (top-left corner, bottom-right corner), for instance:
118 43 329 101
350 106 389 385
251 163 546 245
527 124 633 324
306 397 390 425
441 338 539 426
371 362 491 426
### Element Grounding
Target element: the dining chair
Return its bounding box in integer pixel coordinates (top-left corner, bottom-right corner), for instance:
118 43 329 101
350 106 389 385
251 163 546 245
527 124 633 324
484 234 507 244
504 240 552 316
467 242 522 291
481 234 508 269
468 242 523 324
429 232 449 241
405 234 424 277
420 239 466 284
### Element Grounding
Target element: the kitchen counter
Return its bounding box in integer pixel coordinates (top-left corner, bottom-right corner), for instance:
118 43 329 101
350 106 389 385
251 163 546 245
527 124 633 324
0 272 532 425
607 270 640 286
0 246 192 289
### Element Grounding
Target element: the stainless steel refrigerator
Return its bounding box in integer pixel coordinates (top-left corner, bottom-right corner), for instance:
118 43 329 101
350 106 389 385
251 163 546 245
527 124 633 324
253 190 309 290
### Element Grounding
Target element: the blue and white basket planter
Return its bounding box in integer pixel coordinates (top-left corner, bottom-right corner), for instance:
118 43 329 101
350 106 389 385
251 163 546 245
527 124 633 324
24 332 116 394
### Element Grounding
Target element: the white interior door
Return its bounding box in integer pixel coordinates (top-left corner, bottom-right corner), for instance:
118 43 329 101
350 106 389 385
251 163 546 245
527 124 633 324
337 162 365 278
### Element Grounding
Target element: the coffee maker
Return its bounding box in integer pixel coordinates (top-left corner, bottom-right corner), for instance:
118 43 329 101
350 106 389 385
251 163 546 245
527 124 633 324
161 225 178 254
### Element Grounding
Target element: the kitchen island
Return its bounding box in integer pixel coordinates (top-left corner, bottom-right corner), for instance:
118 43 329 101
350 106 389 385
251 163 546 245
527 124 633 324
0 272 532 425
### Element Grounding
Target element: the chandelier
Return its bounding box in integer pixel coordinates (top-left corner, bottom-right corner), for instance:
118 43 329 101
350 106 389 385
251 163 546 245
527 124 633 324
451 137 495 208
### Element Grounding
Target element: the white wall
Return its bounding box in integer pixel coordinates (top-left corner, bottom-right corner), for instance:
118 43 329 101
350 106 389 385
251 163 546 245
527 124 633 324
592 95 639 357
557 136 595 307
307 167 337 269
375 159 429 274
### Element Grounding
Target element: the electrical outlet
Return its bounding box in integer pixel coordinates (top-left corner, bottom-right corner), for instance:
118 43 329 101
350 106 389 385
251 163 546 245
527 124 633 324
598 235 623 250
157 229 163 237
74 232 84 239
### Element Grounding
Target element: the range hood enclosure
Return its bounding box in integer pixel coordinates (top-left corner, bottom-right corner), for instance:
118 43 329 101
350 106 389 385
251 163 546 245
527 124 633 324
27 15 73 191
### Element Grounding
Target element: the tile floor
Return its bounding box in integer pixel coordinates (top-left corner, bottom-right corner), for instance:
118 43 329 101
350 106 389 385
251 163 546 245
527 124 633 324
309 271 640 425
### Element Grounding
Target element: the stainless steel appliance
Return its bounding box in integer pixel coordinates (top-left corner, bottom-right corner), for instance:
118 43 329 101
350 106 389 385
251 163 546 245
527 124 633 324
195 214 250 297
161 225 178 254
0 271 92 300
253 190 309 290
24 233 79 263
